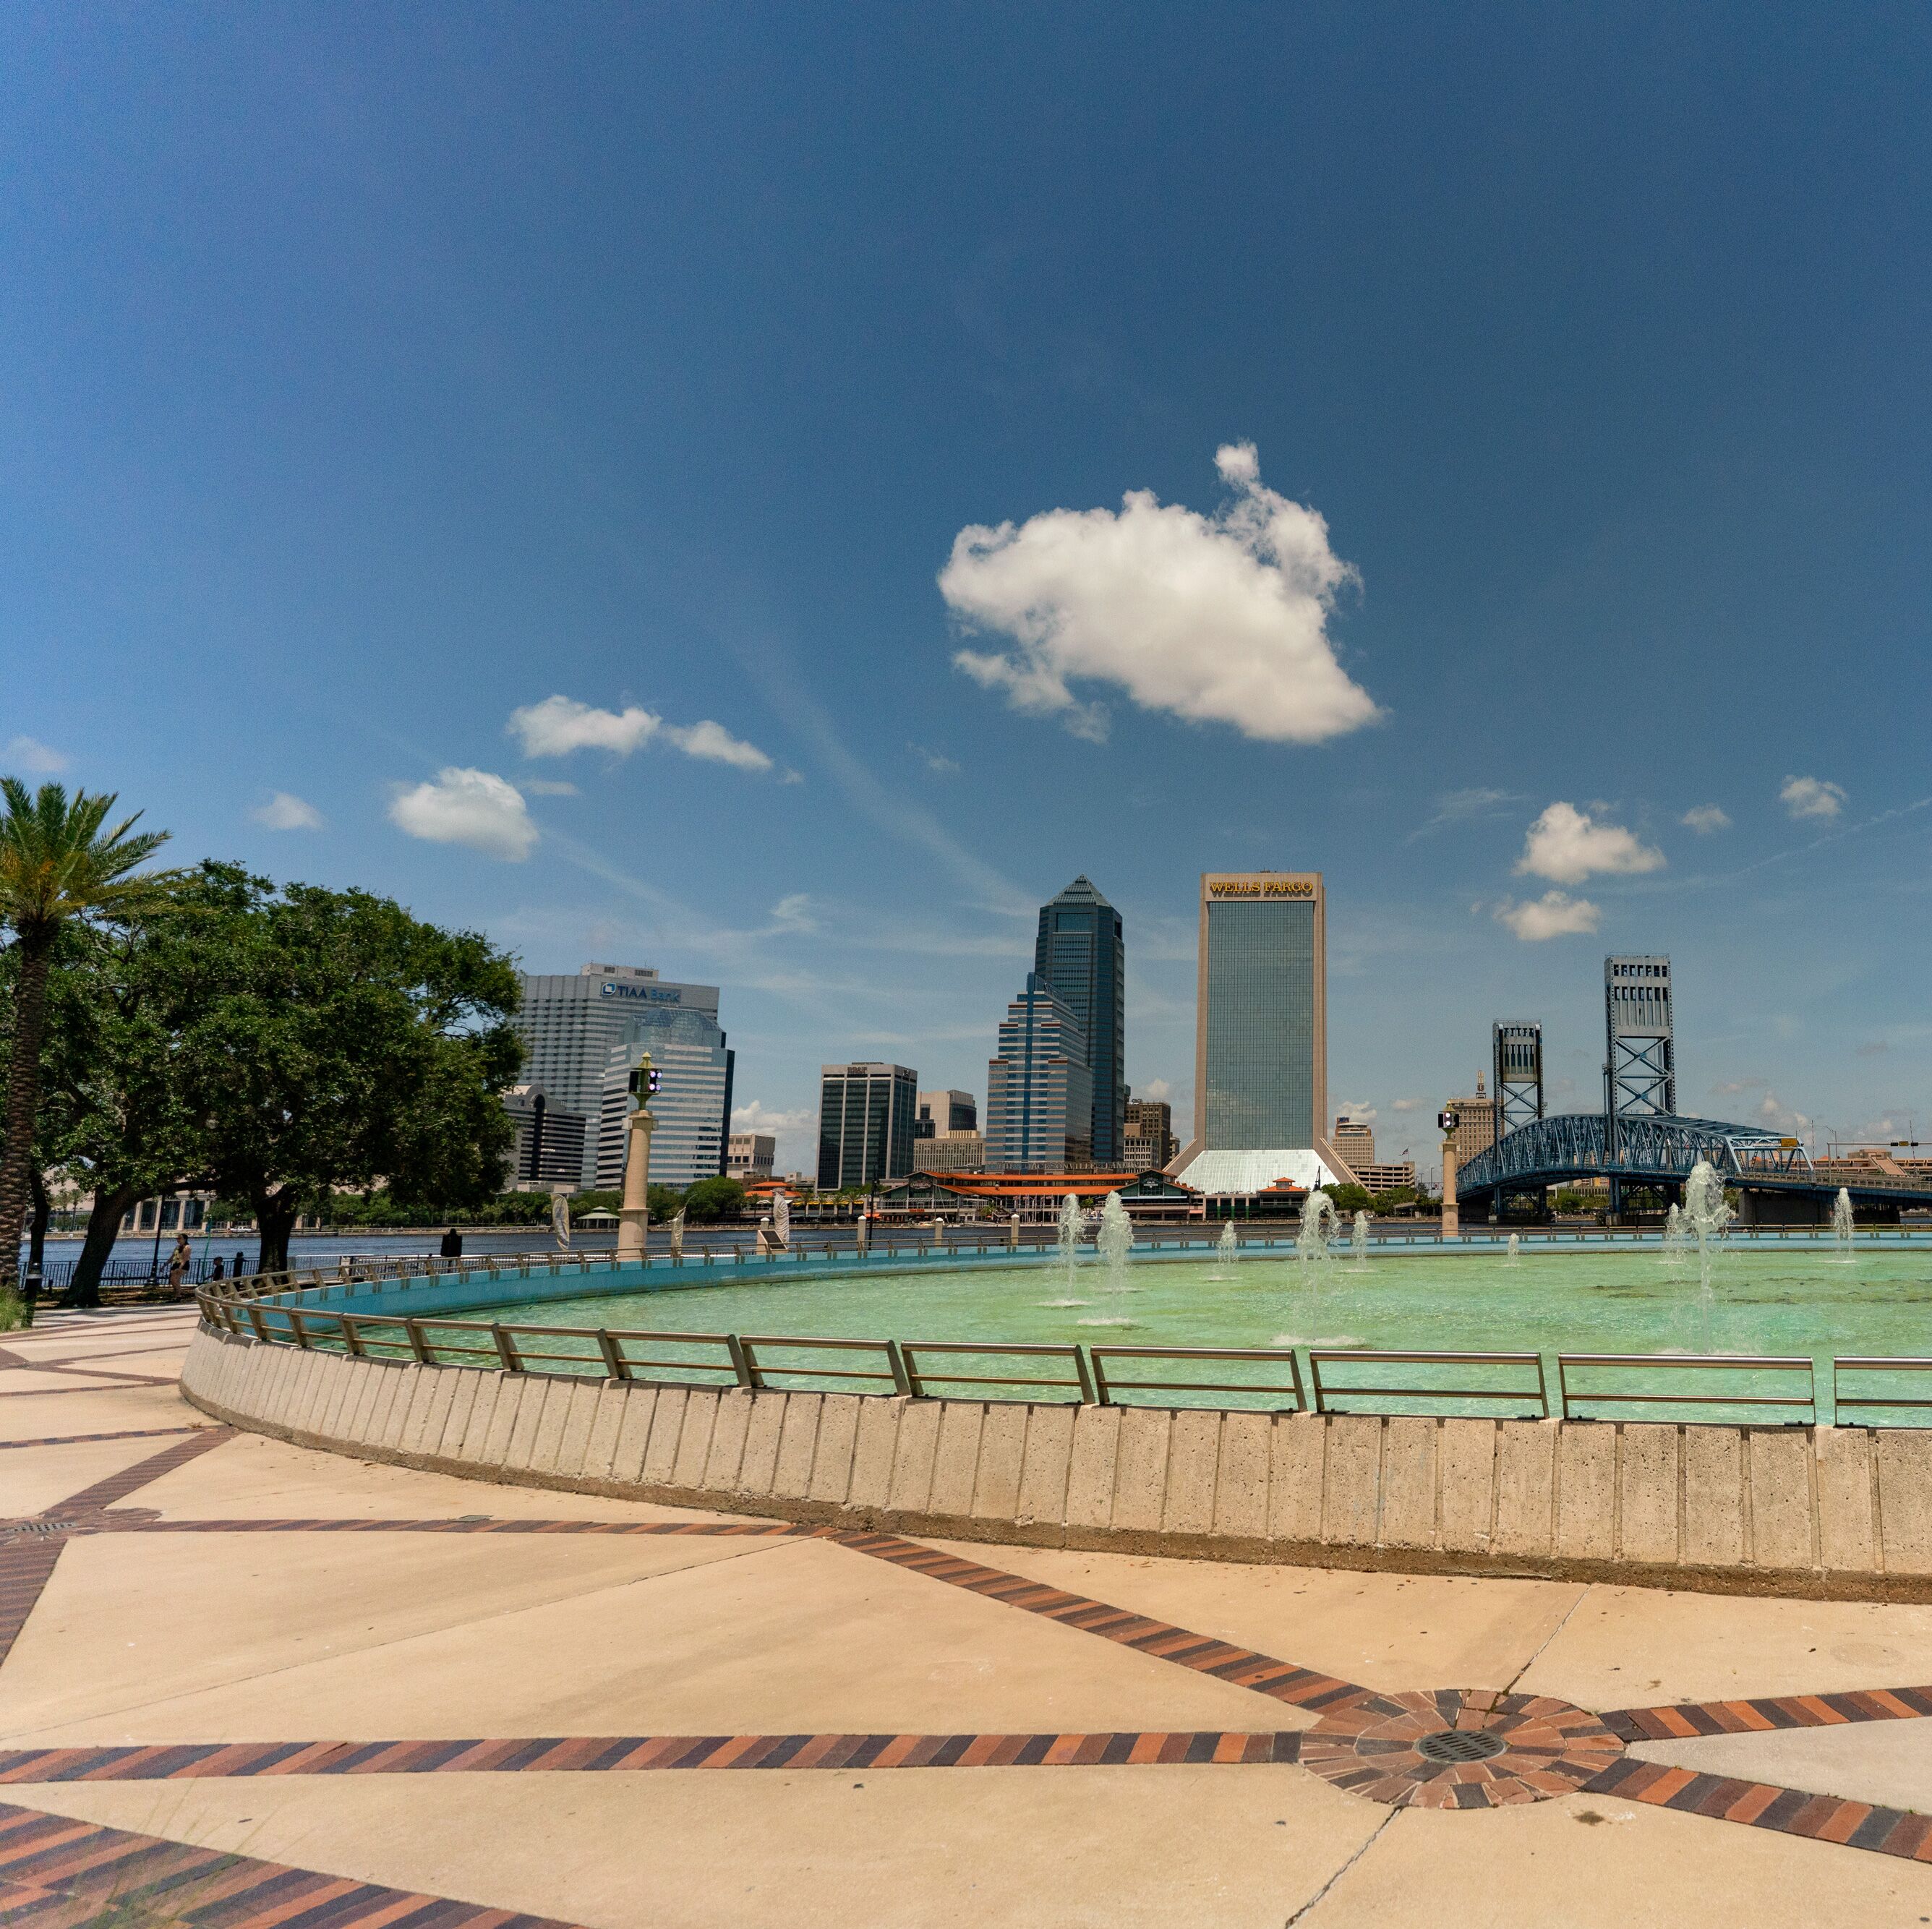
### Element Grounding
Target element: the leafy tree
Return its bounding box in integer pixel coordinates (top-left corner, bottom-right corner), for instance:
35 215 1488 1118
645 1184 684 1223
680 1176 745 1223
161 868 522 1271
0 781 183 1271
1321 1182 1375 1215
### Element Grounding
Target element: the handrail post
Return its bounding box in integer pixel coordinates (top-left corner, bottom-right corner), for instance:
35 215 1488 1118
1287 1350 1307 1413
1309 1351 1328 1415
1534 1352 1551 1419
246 1304 269 1343
724 1333 761 1389
898 1343 925 1398
597 1328 631 1381
492 1323 519 1370
404 1317 429 1364
341 1314 367 1357
289 1309 312 1351
1072 1346 1098 1406
1088 1348 1111 1407
883 1340 913 1398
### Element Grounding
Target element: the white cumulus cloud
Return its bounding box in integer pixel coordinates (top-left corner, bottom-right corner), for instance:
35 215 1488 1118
940 442 1380 745
1780 774 1845 820
1680 804 1731 834
509 696 660 757
388 768 537 861
1495 891 1602 941
662 719 772 771
508 695 773 773
1516 802 1664 884
250 792 325 831
4 735 68 774
1336 1100 1377 1123
1137 1077 1174 1103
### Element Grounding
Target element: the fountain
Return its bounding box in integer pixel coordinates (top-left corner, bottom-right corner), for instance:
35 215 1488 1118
1833 1187 1856 1262
1056 1193 1085 1293
1217 1220 1239 1266
1661 1203 1686 1266
1097 1192 1134 1292
1505 1231 1520 1266
1351 1211 1370 1265
1681 1158 1734 1348
1297 1191 1338 1266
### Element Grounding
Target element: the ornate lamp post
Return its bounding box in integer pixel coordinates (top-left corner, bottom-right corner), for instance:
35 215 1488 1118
617 1056 659 1260
1437 1109 1461 1240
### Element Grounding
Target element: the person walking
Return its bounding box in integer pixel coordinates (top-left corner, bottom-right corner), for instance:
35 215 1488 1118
166 1231 192 1298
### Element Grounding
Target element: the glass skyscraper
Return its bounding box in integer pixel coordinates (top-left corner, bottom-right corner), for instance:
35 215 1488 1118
984 975 1093 1172
817 1063 918 1190
595 1004 735 1191
1033 876 1125 1166
1175 871 1348 1192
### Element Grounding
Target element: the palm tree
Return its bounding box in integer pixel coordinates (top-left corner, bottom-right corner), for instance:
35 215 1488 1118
0 780 183 1278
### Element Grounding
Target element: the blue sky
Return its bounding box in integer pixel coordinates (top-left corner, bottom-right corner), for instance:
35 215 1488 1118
4 4 1929 1176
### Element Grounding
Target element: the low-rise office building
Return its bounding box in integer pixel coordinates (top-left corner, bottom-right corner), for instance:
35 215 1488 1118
726 1132 776 1181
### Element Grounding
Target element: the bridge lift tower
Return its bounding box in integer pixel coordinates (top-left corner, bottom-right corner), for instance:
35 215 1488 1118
1604 955 1675 1215
1489 1022 1547 1220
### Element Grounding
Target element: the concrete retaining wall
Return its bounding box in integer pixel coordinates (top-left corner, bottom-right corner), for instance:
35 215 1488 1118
180 1326 1932 1601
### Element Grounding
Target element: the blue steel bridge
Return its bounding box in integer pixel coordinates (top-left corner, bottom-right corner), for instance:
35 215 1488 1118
1454 1113 1932 1221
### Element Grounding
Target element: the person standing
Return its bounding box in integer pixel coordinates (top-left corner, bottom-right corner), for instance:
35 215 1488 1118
208 1255 226 1282
167 1231 193 1298
439 1227 463 1260
234 1251 247 1280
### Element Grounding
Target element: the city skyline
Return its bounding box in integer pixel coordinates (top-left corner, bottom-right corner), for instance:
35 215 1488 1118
4 10 1928 1177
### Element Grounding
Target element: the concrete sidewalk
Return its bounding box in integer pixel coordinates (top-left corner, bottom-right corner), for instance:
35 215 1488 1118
4 1307 1931 1925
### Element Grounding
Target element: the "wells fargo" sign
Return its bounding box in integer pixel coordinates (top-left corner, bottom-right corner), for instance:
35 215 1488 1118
1207 878 1315 899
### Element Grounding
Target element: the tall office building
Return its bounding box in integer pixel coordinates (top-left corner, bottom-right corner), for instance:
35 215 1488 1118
985 975 1094 1172
1033 878 1126 1165
1332 1116 1375 1168
915 1090 978 1138
1443 1074 1497 1165
501 1084 589 1189
595 1003 735 1191
1172 872 1351 1193
817 1064 919 1191
1123 1096 1177 1170
516 964 722 1186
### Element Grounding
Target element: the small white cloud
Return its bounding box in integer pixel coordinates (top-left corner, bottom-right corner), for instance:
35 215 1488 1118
1780 774 1845 821
1409 787 1524 841
1516 802 1664 884
941 441 1379 745
250 792 325 831
768 893 816 933
1336 1100 1377 1124
1390 1098 1424 1113
732 1100 815 1134
509 696 660 758
1137 1077 1174 1103
1495 891 1602 941
523 779 579 797
1680 805 1731 834
4 735 67 774
910 743 961 775
509 695 775 774
388 768 537 861
662 719 773 771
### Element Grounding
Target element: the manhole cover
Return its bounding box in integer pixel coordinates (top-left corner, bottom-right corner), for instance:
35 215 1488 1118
1415 1728 1508 1764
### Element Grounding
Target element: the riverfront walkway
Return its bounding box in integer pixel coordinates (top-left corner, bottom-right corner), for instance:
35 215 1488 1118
4 1310 1932 1924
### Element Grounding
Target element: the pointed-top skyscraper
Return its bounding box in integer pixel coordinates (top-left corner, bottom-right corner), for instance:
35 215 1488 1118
1033 876 1125 1166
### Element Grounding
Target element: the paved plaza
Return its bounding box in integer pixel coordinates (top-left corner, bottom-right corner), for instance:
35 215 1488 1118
6 1312 1932 1924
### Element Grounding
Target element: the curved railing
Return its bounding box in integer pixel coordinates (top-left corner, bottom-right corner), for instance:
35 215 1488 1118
195 1247 1932 1427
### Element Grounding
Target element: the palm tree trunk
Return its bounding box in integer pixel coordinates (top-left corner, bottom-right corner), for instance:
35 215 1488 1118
0 932 52 1280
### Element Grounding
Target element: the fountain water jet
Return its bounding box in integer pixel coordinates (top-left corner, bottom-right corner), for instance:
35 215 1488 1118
1056 1194 1085 1294
1097 1192 1133 1293
1681 1159 1734 1348
1662 1203 1686 1266
1351 1211 1370 1266
1833 1187 1856 1262
1505 1232 1520 1266
1217 1220 1239 1267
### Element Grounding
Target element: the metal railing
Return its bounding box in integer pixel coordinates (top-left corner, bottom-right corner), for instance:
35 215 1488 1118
195 1246 1932 1424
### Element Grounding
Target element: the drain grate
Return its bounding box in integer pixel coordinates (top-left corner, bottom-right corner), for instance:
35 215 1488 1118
10 1522 74 1535
1416 1728 1508 1764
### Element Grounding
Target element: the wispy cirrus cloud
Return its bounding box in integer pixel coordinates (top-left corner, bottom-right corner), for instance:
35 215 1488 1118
1407 787 1526 842
3 735 67 774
